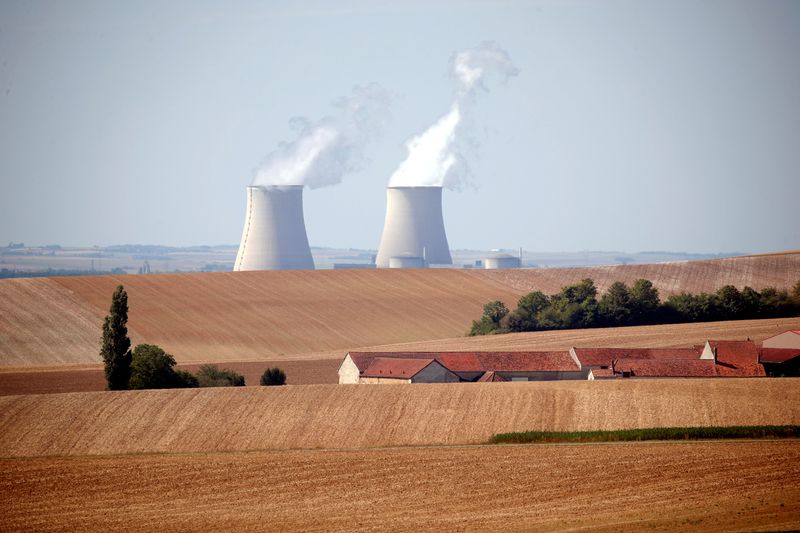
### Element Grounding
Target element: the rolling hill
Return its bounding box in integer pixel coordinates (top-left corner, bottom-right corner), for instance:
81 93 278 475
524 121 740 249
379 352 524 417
0 252 797 367
1 379 797 457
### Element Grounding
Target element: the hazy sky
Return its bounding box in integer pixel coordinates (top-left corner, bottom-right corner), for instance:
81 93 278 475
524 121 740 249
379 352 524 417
1 0 798 254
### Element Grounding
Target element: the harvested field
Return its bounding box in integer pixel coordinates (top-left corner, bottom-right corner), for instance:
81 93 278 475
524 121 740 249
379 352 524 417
473 251 800 296
0 252 796 367
1 441 798 532
0 359 340 396
1 380 798 457
3 317 800 396
361 316 800 353
0 278 121 366
0 269 521 366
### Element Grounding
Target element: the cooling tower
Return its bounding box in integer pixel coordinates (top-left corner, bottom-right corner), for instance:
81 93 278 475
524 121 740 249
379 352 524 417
376 186 452 267
234 185 315 271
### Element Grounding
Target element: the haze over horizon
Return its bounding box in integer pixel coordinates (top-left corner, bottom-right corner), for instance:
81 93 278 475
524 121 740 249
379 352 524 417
1 1 799 254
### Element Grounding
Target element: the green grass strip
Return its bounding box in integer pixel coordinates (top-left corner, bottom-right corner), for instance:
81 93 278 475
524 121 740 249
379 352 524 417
489 425 800 444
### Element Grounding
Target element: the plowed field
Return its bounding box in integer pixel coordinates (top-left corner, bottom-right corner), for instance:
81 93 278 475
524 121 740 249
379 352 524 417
0 359 341 396
1 252 797 367
1 441 798 532
3 317 799 396
2 380 798 457
474 251 800 295
361 316 800 353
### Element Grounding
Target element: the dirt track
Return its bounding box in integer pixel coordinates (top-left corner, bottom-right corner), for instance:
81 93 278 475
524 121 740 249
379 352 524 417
1 441 798 532
2 252 797 367
2 380 798 457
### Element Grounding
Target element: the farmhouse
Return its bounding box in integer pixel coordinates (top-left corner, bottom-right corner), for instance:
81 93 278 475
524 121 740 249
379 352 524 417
338 351 588 384
339 338 775 383
358 357 459 384
585 341 765 379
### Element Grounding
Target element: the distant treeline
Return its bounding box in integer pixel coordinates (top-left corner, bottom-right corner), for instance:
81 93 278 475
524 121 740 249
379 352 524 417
470 278 800 336
0 268 127 279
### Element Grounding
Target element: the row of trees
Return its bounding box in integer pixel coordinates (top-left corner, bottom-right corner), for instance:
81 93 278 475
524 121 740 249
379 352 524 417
470 278 800 336
101 285 286 390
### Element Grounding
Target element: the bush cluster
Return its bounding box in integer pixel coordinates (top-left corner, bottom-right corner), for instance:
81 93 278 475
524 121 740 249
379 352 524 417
470 278 800 336
196 364 245 387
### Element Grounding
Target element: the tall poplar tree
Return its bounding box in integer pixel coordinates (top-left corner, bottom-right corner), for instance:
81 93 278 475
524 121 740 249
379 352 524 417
100 285 132 390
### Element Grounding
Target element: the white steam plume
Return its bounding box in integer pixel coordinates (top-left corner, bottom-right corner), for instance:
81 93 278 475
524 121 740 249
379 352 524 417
388 41 518 189
253 83 390 189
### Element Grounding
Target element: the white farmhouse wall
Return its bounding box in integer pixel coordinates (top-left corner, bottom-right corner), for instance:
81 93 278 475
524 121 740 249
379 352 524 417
338 354 361 384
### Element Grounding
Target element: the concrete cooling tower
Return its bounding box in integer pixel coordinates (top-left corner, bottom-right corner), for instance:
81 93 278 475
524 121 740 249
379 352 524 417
234 185 315 271
376 186 452 268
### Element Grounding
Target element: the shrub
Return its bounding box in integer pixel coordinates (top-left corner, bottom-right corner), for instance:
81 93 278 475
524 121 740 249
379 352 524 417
196 364 245 387
129 344 197 389
260 367 286 386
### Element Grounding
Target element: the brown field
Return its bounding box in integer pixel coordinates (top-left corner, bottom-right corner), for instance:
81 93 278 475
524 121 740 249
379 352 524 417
476 251 800 295
2 380 798 457
0 359 341 396
3 317 799 396
362 316 800 353
1 441 798 532
1 252 797 368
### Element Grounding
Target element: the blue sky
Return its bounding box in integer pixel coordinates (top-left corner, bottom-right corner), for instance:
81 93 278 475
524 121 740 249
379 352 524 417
1 0 798 253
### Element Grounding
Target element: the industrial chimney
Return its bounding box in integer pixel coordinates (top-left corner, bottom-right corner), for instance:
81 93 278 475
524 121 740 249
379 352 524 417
234 185 315 271
375 186 452 268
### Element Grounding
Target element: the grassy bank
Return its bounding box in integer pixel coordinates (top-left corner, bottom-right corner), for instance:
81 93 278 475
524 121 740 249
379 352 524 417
489 426 800 444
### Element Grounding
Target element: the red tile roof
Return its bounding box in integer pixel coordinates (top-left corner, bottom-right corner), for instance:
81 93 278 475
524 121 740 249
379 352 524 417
347 351 579 374
361 357 436 379
759 348 800 364
572 348 702 368
707 340 765 377
590 368 615 379
613 358 717 378
476 371 507 382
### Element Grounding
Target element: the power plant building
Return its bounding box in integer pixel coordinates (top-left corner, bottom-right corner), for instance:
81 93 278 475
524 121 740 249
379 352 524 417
376 186 452 268
388 253 426 269
234 185 315 271
484 253 521 269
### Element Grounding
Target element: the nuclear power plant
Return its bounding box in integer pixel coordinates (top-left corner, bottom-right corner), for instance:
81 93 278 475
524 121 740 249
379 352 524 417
234 185 315 271
375 186 452 268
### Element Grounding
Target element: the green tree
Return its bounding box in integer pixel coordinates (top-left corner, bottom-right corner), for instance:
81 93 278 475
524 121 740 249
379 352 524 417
260 367 287 386
129 344 197 389
792 280 800 305
629 279 661 323
508 291 549 332
759 287 794 318
196 365 245 387
100 285 132 390
483 300 509 324
740 286 761 318
548 279 599 328
469 300 509 336
599 281 632 326
716 285 744 320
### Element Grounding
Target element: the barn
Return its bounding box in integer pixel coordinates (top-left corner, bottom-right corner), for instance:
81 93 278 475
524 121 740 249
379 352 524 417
338 351 588 384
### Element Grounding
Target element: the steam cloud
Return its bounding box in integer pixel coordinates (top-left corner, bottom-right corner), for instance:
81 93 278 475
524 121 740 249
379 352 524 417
388 41 518 189
253 83 390 189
